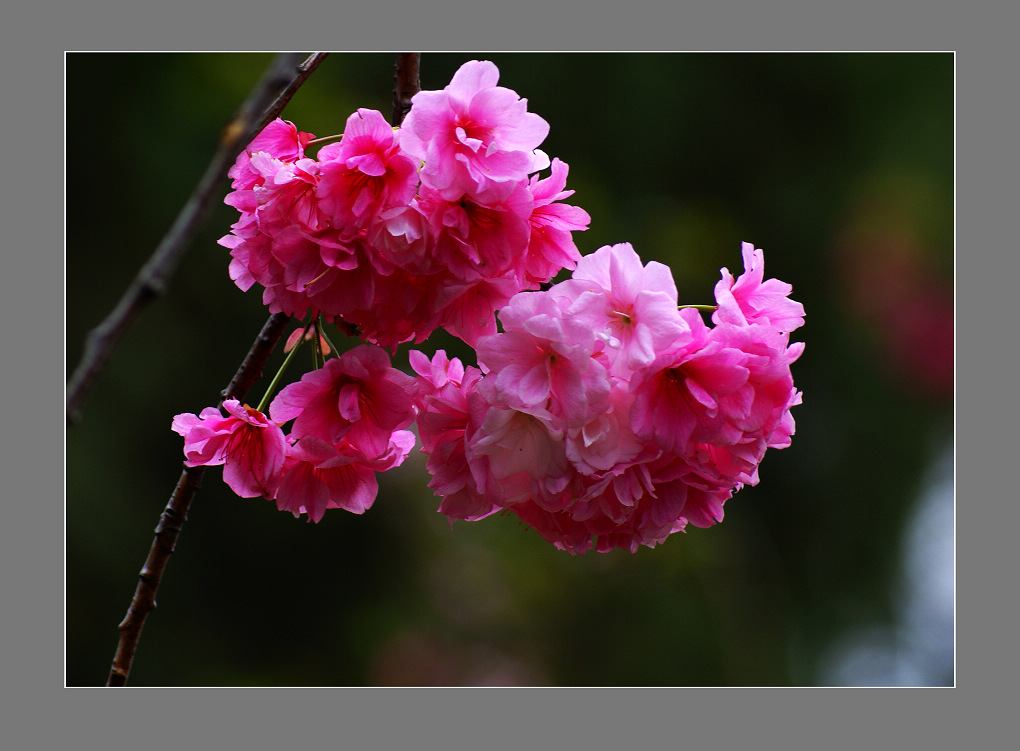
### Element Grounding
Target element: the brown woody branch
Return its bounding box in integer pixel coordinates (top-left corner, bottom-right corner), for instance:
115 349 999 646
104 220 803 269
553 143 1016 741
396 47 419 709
66 52 328 426
105 52 422 687
106 311 291 687
392 53 421 127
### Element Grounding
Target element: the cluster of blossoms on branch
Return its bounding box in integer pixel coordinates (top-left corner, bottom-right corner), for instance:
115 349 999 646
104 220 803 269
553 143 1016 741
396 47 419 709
173 344 419 522
219 60 588 350
173 60 804 554
412 242 803 553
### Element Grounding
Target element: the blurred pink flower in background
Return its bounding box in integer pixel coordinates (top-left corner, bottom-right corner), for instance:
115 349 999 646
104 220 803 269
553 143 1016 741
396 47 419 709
835 198 953 400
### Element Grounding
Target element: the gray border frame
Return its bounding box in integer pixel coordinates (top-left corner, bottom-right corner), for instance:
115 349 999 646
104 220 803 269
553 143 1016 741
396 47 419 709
34 0 1007 745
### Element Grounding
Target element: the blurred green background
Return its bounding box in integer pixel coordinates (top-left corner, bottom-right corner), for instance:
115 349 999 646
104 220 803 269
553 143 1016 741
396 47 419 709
65 52 953 686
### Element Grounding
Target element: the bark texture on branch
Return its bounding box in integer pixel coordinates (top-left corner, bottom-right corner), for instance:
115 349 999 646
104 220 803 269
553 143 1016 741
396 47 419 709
392 53 421 127
105 312 291 687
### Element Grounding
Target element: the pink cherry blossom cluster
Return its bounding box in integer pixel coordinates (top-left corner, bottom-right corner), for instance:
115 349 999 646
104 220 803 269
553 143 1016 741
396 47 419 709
411 242 804 553
219 60 590 351
173 344 418 522
174 59 805 552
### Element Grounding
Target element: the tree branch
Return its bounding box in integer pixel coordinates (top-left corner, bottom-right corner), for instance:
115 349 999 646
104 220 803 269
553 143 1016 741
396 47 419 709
392 53 421 127
66 52 329 426
104 52 419 687
106 312 291 687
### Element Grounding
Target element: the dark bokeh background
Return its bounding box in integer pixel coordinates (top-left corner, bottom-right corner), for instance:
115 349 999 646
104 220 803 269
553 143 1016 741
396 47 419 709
65 52 954 686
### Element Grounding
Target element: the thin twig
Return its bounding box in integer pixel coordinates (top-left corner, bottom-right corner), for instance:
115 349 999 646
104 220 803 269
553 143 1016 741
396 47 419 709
66 52 329 426
392 53 421 127
106 312 291 687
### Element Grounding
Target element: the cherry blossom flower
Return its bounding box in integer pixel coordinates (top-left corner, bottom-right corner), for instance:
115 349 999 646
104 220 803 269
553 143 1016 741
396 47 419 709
520 158 591 287
273 431 416 522
413 242 803 554
225 117 315 195
248 153 324 238
316 108 418 235
713 242 805 332
552 242 686 377
428 271 522 348
171 400 287 498
420 181 534 282
269 344 418 457
476 290 611 429
410 350 498 522
218 62 588 351
467 395 577 513
399 59 550 202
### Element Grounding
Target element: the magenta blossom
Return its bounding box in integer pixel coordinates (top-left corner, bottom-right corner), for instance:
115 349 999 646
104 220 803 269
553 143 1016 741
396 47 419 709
316 108 418 235
171 399 287 498
225 117 315 196
219 64 589 351
273 431 415 522
428 271 522 348
520 158 591 287
410 349 499 522
249 153 324 238
629 308 751 454
421 181 534 281
270 344 418 457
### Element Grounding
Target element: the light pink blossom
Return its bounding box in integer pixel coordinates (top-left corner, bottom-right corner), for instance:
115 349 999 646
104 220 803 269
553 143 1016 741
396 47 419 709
564 386 645 477
466 398 575 512
476 291 610 429
399 60 550 202
554 242 686 376
713 242 805 332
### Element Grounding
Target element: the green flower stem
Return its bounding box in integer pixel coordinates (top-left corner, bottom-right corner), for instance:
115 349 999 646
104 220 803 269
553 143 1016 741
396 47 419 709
678 304 719 312
317 320 344 359
305 133 344 148
255 327 308 413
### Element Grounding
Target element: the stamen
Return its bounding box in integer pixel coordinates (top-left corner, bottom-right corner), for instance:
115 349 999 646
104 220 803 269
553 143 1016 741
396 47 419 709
303 268 332 289
305 133 344 147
